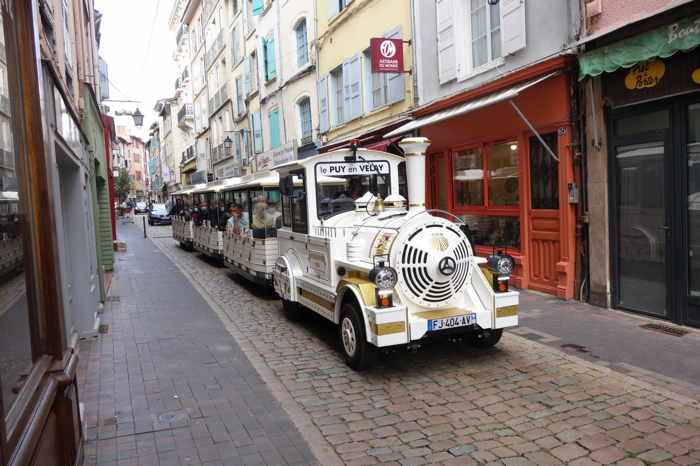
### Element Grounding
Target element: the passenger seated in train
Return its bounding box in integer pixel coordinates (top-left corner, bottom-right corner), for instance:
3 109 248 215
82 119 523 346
217 202 228 231
227 205 249 237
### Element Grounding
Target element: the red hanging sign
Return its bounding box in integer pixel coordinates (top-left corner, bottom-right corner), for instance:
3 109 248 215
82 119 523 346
371 38 404 73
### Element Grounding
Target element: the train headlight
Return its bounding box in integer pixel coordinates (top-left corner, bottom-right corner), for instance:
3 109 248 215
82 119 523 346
370 263 398 290
487 251 514 275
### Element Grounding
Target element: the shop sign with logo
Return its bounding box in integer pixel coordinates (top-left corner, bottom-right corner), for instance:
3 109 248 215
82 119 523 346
371 38 404 73
624 60 665 90
256 142 297 171
604 50 700 107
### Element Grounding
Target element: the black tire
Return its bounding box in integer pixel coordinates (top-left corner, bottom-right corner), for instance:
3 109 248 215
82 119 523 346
339 302 374 371
467 328 503 349
148 220 153 226
282 299 305 322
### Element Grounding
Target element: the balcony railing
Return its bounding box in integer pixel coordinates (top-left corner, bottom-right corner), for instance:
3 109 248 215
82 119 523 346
176 24 188 46
175 68 190 91
211 143 233 165
204 30 224 70
202 0 218 22
180 145 196 166
208 85 229 116
177 103 193 128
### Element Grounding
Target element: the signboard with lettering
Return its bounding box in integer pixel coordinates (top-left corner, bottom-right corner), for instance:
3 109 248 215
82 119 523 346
315 161 390 178
371 38 404 73
604 50 700 107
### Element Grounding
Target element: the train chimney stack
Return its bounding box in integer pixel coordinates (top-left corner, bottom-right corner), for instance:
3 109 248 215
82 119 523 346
398 137 431 212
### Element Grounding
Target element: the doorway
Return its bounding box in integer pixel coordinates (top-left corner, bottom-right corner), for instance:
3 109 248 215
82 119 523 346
609 95 700 327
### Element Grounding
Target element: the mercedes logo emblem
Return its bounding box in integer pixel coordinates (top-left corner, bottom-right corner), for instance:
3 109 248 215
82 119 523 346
438 257 457 276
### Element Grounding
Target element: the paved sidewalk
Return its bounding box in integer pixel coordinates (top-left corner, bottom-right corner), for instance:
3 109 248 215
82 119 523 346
514 291 700 399
78 221 317 466
149 225 700 466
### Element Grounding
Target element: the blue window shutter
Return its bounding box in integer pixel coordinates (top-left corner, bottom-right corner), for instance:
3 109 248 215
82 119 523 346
266 35 276 80
269 110 281 148
318 76 329 133
252 0 263 16
296 20 308 67
234 132 242 159
328 0 339 19
243 56 251 94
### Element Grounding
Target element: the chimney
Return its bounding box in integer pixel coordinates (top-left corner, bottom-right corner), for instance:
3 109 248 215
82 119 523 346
398 137 431 212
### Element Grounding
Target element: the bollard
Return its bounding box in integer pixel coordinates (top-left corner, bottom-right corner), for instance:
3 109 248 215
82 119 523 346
143 216 147 238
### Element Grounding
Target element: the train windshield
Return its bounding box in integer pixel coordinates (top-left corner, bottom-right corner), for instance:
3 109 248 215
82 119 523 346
315 161 390 219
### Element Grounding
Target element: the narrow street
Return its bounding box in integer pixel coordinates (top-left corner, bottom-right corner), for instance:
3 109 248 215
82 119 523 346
79 220 700 466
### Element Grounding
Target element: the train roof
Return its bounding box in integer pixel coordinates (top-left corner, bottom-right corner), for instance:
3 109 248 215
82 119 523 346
274 148 405 171
0 191 19 201
221 171 279 191
172 183 207 195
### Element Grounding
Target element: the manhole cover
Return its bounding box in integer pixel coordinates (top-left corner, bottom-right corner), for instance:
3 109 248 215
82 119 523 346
640 323 689 337
157 410 188 424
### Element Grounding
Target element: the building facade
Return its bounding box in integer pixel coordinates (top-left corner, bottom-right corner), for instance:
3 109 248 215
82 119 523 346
579 0 700 327
0 0 113 463
315 0 415 153
393 0 582 299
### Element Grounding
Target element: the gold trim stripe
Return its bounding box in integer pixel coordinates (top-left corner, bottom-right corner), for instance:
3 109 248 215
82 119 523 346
373 321 406 336
337 278 376 307
408 203 425 207
414 308 472 320
299 289 334 310
496 305 518 318
404 152 425 157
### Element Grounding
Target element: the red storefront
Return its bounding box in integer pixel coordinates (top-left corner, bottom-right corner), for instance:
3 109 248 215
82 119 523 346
389 57 579 298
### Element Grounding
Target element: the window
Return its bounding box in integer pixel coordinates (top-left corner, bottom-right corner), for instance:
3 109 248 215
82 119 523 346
316 162 390 219
530 133 558 210
249 51 258 92
330 66 343 127
295 19 308 67
268 109 281 149
250 189 282 238
328 0 353 19
452 140 520 249
363 29 404 110
469 0 501 69
62 0 73 68
231 24 241 64
262 34 276 81
298 97 312 143
281 171 308 234
251 112 263 153
235 76 245 117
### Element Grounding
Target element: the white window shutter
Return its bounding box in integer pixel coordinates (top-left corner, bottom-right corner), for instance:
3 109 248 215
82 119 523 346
328 0 339 19
243 56 251 94
342 60 352 123
318 76 329 133
500 0 526 55
386 28 404 105
436 0 456 84
347 55 362 120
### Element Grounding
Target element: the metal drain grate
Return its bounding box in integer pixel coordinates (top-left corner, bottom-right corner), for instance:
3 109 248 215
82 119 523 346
640 323 690 337
98 324 110 334
106 296 120 302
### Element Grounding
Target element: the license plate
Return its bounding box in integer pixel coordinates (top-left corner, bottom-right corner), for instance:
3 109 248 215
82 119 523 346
428 314 476 331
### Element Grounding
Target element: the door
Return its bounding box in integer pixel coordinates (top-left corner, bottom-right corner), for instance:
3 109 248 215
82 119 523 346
609 106 672 319
685 101 700 325
527 132 561 294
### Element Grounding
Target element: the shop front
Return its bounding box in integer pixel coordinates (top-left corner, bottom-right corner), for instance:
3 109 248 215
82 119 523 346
580 15 700 327
387 60 578 298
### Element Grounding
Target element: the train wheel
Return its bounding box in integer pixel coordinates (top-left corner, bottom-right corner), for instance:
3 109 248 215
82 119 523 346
467 328 503 349
339 303 373 371
282 299 304 322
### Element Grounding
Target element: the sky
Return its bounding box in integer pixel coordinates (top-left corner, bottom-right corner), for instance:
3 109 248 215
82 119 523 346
95 0 178 140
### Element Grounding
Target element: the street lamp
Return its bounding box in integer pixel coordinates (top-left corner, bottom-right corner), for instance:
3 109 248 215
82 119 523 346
223 135 233 151
115 107 145 128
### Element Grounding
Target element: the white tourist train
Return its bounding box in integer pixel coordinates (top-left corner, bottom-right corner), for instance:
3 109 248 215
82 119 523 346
171 138 519 369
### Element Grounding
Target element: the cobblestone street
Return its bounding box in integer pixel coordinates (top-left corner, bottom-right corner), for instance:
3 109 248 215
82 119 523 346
129 223 700 466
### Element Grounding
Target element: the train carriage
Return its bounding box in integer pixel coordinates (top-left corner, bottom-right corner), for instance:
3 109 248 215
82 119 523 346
171 184 205 248
220 171 281 284
190 179 240 258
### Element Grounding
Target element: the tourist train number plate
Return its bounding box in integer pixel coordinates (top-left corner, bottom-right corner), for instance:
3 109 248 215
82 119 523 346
428 314 476 331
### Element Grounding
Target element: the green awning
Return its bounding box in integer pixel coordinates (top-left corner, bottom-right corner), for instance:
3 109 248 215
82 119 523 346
579 16 700 80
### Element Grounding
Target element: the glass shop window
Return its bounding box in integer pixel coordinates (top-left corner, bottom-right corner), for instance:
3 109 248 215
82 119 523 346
530 133 559 210
487 141 519 206
459 214 520 250
0 5 33 419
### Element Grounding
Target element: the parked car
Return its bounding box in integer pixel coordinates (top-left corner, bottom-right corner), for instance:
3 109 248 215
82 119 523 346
148 204 171 226
135 201 148 214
